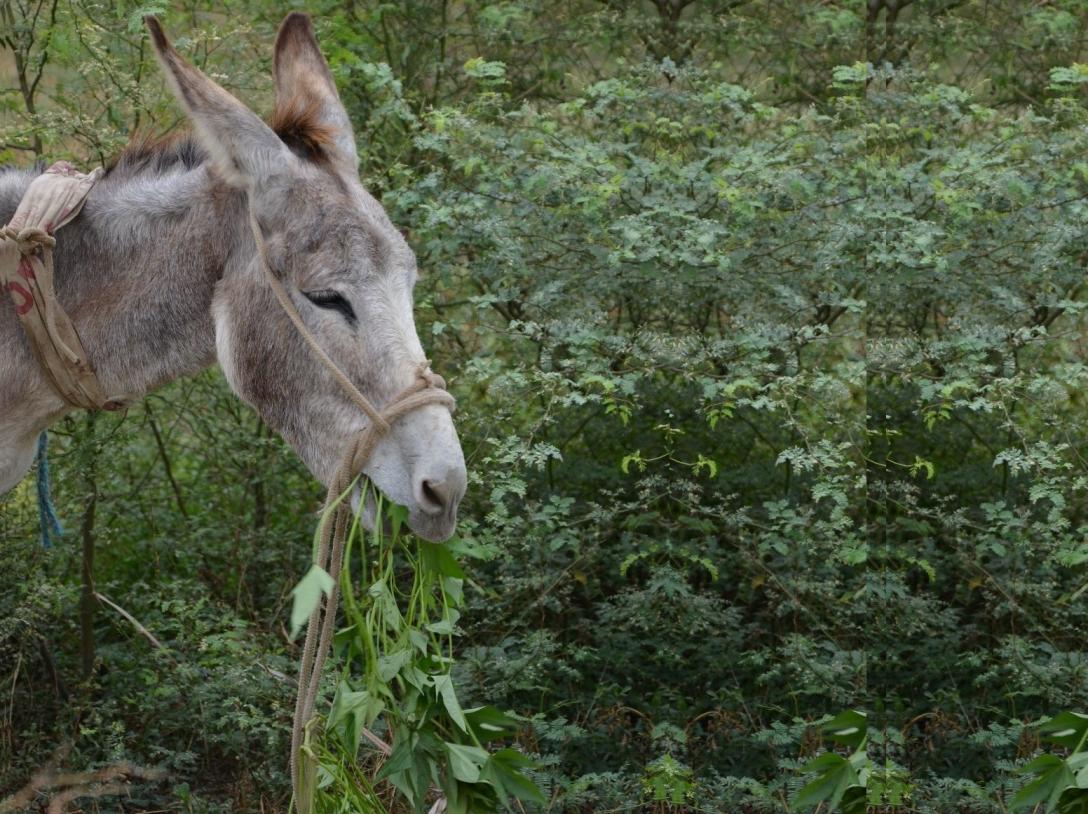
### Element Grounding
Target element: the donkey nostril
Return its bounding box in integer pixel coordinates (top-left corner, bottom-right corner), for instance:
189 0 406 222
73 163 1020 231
420 479 446 513
414 466 466 519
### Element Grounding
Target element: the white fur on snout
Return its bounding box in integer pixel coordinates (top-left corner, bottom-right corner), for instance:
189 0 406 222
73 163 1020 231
380 275 426 367
363 402 466 542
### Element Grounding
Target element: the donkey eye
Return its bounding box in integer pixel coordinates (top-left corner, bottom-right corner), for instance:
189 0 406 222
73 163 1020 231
303 289 357 324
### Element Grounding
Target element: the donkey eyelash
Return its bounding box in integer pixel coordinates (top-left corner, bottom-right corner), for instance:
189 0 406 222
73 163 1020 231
303 289 357 325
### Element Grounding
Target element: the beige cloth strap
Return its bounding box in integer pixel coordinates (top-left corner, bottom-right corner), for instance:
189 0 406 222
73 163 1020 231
0 161 121 411
247 210 456 805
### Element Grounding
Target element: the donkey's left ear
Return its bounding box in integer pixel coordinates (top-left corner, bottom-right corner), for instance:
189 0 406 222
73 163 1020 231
146 16 293 189
273 13 358 175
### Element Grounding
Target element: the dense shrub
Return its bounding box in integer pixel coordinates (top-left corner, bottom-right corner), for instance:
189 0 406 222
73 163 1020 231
2 2 1088 813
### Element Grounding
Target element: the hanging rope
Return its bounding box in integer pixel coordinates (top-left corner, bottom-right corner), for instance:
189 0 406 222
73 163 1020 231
36 431 63 548
290 364 453 807
247 210 456 809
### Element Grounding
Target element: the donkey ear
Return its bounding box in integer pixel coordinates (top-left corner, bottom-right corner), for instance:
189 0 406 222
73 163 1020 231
272 13 358 174
145 16 292 188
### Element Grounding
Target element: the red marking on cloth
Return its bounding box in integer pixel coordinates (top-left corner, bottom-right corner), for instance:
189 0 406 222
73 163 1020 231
17 257 35 281
7 281 34 315
44 221 54 233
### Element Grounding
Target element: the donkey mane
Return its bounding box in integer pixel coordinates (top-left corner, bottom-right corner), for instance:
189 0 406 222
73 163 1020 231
105 131 204 179
106 94 337 181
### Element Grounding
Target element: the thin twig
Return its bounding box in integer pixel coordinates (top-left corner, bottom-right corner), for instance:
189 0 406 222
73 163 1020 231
362 728 392 757
94 592 164 649
0 759 166 814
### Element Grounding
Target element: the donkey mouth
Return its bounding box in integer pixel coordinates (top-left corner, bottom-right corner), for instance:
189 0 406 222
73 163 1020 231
349 483 457 543
406 511 458 543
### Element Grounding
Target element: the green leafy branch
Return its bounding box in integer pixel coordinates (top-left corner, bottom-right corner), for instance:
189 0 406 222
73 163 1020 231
1012 712 1088 814
793 710 868 814
289 491 544 813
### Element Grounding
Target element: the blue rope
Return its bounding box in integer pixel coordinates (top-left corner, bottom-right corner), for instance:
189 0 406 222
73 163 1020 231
36 431 63 547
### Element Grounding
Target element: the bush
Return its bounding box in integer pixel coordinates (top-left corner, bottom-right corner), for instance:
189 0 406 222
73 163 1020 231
3 3 1088 813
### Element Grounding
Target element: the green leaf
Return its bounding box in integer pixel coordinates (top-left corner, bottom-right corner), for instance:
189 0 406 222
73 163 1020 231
433 673 468 731
1012 755 1076 813
325 682 386 755
426 608 461 636
388 503 409 539
377 648 412 682
289 565 334 640
1069 752 1088 773
794 753 861 812
376 734 415 780
408 628 430 653
481 749 546 806
463 57 507 81
1077 763 1088 790
1039 713 1088 751
442 576 465 605
465 706 518 742
445 742 488 783
694 454 718 478
426 618 456 635
376 731 424 807
421 541 466 579
823 709 867 751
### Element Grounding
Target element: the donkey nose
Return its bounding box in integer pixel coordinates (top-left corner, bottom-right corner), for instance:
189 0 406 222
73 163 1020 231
414 465 466 516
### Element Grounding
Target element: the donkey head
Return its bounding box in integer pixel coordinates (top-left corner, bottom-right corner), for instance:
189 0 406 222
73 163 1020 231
146 14 466 541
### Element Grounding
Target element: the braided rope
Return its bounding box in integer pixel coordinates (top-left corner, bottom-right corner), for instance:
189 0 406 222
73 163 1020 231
247 211 456 807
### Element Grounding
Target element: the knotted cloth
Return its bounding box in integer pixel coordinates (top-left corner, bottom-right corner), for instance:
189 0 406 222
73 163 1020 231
0 162 120 411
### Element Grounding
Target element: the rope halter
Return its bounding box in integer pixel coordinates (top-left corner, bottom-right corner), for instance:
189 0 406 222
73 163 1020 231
246 209 457 801
246 210 456 485
1 225 57 253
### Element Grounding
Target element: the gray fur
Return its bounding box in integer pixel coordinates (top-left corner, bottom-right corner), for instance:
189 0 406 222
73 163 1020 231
0 15 466 542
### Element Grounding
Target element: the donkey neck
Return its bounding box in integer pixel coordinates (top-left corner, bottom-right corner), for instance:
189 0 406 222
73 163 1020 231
63 164 248 396
0 161 248 491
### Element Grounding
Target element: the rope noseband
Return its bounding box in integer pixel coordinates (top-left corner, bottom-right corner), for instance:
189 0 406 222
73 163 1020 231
247 211 456 804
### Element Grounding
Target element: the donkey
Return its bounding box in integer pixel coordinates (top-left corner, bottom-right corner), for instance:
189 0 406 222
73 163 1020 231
0 14 466 542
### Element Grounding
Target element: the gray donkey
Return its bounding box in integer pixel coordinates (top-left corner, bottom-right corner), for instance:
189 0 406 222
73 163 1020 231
0 13 466 542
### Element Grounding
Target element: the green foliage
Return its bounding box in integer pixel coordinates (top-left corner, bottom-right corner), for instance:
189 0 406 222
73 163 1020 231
1011 714 1088 814
3 2 1088 813
304 492 543 814
793 711 869 814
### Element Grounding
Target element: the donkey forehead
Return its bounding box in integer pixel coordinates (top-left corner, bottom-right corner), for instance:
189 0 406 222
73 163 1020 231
271 171 415 277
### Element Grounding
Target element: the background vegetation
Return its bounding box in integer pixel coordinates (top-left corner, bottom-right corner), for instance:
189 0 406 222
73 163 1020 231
1 1 1087 812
